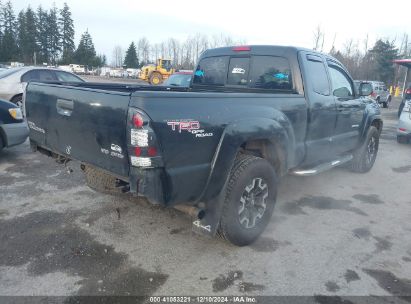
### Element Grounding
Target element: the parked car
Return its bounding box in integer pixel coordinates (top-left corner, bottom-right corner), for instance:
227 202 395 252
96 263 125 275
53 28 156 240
26 45 381 246
397 85 411 143
0 67 85 108
369 81 391 108
0 99 28 151
162 71 193 87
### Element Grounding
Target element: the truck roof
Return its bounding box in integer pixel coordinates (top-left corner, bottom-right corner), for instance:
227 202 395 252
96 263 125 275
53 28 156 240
202 45 313 57
201 45 343 67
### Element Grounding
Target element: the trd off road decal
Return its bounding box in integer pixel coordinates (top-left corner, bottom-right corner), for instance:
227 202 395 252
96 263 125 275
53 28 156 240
166 119 213 138
100 143 124 159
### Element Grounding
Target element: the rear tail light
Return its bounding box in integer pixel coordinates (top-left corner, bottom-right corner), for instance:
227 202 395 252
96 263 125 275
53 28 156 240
132 113 144 128
405 88 411 95
399 128 407 132
147 147 157 157
128 109 161 168
134 147 142 156
371 92 376 97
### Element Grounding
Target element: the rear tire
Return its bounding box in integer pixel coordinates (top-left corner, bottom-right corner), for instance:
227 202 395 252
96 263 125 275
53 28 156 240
0 136 4 152
383 102 388 108
149 73 162 85
350 126 379 173
218 154 278 246
84 166 123 195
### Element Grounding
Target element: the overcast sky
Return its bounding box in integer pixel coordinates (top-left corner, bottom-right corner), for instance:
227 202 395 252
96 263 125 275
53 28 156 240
13 0 411 59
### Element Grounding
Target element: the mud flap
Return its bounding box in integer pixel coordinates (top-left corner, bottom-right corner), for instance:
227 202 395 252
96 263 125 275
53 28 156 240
191 188 226 237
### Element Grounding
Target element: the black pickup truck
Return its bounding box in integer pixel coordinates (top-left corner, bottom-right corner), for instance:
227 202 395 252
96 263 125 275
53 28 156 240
26 46 382 246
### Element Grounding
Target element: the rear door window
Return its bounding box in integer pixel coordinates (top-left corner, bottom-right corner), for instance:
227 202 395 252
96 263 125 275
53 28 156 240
21 70 39 82
249 56 292 90
55 71 83 82
227 57 249 86
193 56 229 86
305 55 330 95
37 70 57 81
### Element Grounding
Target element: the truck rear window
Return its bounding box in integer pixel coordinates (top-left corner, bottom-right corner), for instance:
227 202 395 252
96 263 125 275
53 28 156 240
249 56 292 90
193 55 292 91
193 56 229 86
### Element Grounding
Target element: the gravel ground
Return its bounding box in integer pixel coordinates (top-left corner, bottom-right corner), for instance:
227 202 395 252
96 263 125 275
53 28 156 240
0 97 410 301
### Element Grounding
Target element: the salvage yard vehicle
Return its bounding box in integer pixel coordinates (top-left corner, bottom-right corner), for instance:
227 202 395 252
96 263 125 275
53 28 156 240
0 99 28 151
0 67 84 109
25 45 382 246
354 80 391 108
139 58 174 85
162 71 193 87
369 81 392 108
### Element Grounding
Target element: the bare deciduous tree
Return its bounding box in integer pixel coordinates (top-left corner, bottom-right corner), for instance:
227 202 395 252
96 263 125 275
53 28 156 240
111 45 123 67
313 25 324 51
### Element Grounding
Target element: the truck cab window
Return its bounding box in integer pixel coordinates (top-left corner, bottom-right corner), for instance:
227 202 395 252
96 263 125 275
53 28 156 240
249 56 292 90
306 56 330 95
227 57 249 86
328 66 353 98
193 56 229 86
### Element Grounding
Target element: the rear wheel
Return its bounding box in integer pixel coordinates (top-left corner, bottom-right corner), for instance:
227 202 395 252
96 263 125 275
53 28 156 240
350 126 379 173
218 154 278 246
149 72 162 85
0 136 4 152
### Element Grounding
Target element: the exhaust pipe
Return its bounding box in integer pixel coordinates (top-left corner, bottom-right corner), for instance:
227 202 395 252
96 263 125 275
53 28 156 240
174 205 205 219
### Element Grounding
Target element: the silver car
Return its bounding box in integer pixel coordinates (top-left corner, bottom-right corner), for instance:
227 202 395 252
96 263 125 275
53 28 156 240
0 67 84 108
397 85 411 144
369 81 392 108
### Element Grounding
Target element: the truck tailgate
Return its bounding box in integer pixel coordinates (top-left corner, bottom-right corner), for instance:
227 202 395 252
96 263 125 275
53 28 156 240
26 83 131 178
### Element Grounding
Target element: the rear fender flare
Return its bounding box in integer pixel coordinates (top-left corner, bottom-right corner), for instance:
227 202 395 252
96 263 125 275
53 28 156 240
360 105 383 141
192 117 294 237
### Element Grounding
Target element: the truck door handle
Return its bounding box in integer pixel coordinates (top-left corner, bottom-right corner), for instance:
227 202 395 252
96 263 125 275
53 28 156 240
56 99 74 116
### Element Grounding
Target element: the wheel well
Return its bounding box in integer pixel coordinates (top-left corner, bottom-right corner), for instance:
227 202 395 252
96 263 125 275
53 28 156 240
240 139 286 176
0 127 6 148
11 94 23 103
371 119 383 134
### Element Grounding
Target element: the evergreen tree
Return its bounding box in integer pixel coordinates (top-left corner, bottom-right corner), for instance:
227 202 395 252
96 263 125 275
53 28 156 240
369 39 399 84
23 7 38 64
0 1 18 62
59 2 74 64
124 42 138 68
36 5 49 64
16 10 25 61
74 30 96 66
47 4 60 65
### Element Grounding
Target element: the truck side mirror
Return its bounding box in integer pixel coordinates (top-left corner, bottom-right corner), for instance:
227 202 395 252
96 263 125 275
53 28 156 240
359 82 373 96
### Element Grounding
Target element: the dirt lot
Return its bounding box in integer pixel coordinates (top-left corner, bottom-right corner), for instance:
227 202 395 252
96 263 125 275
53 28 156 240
0 97 410 301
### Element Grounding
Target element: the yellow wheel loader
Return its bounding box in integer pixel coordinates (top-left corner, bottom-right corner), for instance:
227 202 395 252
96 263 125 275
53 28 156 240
139 59 174 85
